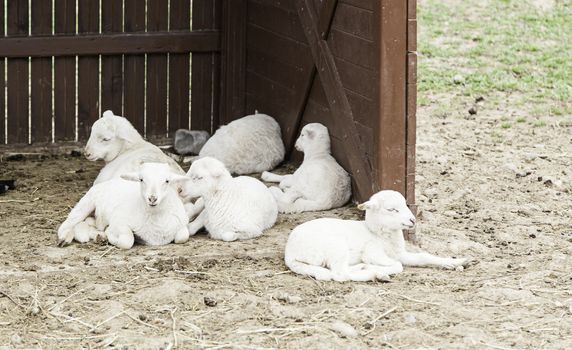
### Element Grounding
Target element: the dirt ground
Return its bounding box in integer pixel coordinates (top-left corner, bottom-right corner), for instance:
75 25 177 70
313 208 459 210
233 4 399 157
1 89 571 349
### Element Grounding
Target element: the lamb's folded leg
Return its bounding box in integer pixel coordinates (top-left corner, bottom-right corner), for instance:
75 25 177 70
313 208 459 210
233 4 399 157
105 224 135 249
279 197 325 214
261 171 286 183
57 191 96 247
174 226 190 244
184 197 204 220
398 251 468 269
187 210 207 236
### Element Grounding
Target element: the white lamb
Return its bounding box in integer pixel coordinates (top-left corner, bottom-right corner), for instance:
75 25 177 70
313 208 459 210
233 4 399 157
57 163 189 249
85 110 184 184
261 123 351 213
173 157 278 242
284 190 470 282
198 112 285 175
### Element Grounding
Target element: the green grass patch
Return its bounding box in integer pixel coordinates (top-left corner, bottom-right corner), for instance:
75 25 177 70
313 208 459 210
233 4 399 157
418 0 572 115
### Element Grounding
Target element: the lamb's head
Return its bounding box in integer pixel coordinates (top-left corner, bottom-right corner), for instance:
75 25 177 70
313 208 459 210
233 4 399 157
295 123 331 155
121 163 177 208
358 190 416 232
84 110 143 162
174 157 232 200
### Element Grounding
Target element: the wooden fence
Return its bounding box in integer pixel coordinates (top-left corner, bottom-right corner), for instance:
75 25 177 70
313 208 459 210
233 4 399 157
0 0 221 146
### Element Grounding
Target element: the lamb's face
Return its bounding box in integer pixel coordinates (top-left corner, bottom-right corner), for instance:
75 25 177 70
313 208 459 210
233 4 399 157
295 123 331 154
84 112 123 162
358 190 416 232
178 157 231 199
121 163 174 208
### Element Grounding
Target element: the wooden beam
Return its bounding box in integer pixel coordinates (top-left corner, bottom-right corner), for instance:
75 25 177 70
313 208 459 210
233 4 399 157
287 0 339 156
0 31 220 58
295 0 374 201
219 0 247 125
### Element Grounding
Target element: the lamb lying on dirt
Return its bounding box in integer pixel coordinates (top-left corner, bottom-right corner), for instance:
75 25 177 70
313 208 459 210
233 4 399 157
57 163 189 249
198 112 285 175
262 123 351 213
284 190 470 282
85 110 184 184
174 157 278 241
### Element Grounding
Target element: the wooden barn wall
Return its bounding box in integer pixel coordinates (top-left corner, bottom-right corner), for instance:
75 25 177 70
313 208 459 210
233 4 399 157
244 0 377 177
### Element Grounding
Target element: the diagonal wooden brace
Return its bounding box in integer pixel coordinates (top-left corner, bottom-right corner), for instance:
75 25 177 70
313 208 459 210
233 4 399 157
295 0 375 201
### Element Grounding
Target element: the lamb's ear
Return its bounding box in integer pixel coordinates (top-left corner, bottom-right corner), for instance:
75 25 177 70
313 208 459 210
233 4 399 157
357 201 377 211
120 172 140 182
306 129 315 139
169 174 190 186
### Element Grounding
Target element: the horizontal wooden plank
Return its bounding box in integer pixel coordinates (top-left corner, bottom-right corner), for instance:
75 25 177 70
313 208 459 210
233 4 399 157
332 2 374 41
246 50 304 91
347 89 375 127
340 0 374 11
245 92 294 142
0 31 220 58
328 28 375 69
249 0 294 12
335 57 376 100
248 0 305 42
247 24 311 68
246 71 296 111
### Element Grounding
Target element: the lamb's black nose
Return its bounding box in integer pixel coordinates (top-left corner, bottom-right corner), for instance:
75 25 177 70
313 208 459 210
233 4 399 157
410 218 416 225
148 195 157 204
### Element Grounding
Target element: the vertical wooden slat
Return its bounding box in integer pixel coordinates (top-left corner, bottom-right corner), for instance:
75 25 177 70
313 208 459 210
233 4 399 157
191 0 219 132
146 0 168 138
31 0 53 144
406 0 417 241
7 0 29 144
124 0 145 134
168 0 191 136
219 0 247 125
77 0 100 141
0 0 5 144
376 0 407 196
54 0 76 142
101 0 123 115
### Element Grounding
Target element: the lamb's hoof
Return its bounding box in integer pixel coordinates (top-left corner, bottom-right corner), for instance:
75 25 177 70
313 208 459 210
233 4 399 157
57 230 74 247
376 274 391 282
260 171 272 182
57 237 71 247
459 257 478 269
220 232 238 242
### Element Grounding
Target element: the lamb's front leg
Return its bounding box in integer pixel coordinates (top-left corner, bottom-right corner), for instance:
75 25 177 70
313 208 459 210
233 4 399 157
398 251 468 270
187 210 207 236
280 198 325 214
184 197 204 220
106 224 135 249
261 171 287 183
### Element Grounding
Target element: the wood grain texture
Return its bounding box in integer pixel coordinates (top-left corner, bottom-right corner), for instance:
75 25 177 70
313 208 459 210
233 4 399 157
54 0 76 142
0 1 5 144
7 0 29 144
101 0 123 116
31 0 53 144
77 0 99 141
146 0 169 137
124 0 146 134
168 0 191 136
376 0 407 196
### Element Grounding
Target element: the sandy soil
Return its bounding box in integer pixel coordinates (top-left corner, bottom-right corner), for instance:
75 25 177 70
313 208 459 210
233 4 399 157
1 91 570 349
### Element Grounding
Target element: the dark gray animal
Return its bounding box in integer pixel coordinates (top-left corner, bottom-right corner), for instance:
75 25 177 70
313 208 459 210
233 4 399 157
174 130 210 155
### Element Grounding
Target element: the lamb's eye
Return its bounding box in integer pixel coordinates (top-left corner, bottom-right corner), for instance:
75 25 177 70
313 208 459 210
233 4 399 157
102 137 111 142
139 178 143 182
165 180 170 184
